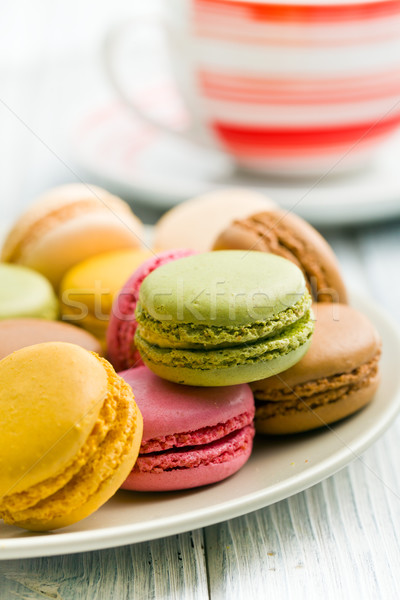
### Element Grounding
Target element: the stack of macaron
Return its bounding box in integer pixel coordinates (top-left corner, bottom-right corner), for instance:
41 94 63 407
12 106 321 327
0 184 382 532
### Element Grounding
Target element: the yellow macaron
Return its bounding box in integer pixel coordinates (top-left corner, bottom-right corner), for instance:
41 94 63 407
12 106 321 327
59 248 153 341
0 342 143 531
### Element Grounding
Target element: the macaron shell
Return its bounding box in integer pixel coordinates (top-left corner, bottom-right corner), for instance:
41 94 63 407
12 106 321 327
1 352 143 531
107 249 196 371
120 366 254 492
213 209 347 304
120 366 254 440
139 251 306 327
137 338 312 386
255 371 380 435
2 184 144 288
1 184 134 261
1 184 143 262
61 312 108 341
0 319 103 360
0 342 107 496
0 264 58 320
16 408 143 531
16 211 143 289
60 248 153 338
154 188 275 252
122 426 253 492
135 426 253 470
251 303 381 394
60 249 153 317
252 303 381 434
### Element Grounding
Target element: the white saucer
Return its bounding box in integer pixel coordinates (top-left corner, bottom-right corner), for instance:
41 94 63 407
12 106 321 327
1 289 399 559
74 100 400 227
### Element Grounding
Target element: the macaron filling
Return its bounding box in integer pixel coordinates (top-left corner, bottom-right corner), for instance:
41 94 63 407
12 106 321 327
136 291 311 349
141 411 253 453
135 312 314 370
134 425 255 474
0 357 140 526
254 350 381 419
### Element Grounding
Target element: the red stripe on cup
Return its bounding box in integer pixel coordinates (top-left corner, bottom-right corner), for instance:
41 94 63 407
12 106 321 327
211 112 400 154
218 137 380 158
194 0 400 24
199 70 400 105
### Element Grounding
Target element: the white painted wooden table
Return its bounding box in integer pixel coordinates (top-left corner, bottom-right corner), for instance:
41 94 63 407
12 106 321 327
1 2 400 597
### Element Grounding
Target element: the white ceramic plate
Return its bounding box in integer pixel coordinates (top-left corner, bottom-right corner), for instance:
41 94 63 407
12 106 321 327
1 290 399 560
74 100 400 227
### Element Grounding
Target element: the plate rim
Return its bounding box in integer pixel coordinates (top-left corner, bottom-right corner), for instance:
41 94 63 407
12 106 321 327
1 289 399 560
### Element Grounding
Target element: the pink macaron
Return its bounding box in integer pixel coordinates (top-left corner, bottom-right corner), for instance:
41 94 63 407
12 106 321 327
107 249 196 371
120 366 255 492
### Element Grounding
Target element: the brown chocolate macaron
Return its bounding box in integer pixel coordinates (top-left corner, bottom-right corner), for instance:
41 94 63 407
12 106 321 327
213 208 347 303
251 303 381 434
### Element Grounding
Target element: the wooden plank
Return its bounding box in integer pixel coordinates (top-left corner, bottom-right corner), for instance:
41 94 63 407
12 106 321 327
204 424 400 599
0 530 209 600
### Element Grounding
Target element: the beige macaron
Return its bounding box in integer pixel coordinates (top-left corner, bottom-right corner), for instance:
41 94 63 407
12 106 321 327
213 208 347 303
1 184 144 288
154 188 275 252
0 318 103 360
251 303 381 434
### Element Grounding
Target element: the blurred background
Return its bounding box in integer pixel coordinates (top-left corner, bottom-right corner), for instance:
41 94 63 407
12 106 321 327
0 0 162 223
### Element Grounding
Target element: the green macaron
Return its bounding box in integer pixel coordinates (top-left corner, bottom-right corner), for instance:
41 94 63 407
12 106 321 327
135 251 314 386
0 263 59 320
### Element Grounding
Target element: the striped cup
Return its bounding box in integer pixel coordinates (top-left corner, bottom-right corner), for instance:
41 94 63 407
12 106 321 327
106 0 400 176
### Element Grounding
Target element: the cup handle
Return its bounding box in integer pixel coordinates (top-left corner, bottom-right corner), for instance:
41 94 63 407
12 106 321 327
102 17 204 146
